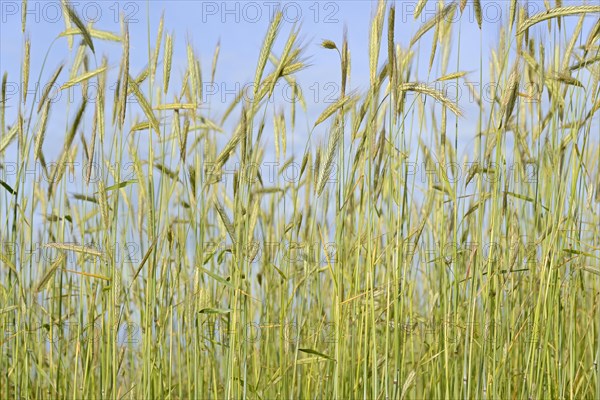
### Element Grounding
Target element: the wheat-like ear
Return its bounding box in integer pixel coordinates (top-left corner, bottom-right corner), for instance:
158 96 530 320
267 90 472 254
85 102 98 185
569 56 600 72
0 124 17 156
342 27 349 97
186 44 198 102
134 65 150 86
266 27 299 98
499 60 521 128
45 243 104 258
128 78 160 134
273 113 280 162
35 255 65 293
247 198 260 245
548 71 584 88
220 84 247 125
21 0 27 33
313 148 322 187
16 113 23 153
399 82 462 117
387 6 395 86
179 118 190 164
473 0 482 29
428 1 442 73
509 0 518 29
151 12 164 81
214 200 236 243
97 57 107 144
280 111 287 157
34 102 50 164
436 71 469 82
212 124 243 172
518 5 600 35
61 66 107 90
154 162 180 182
63 2 95 53
60 0 73 48
130 236 159 284
400 371 417 399
321 39 337 50
119 21 129 129
255 49 307 104
561 15 585 72
129 143 148 203
154 103 196 111
211 39 221 83
414 0 427 20
22 38 30 104
585 18 600 54
313 94 356 128
164 33 173 94
59 27 121 43
254 11 282 100
369 0 386 87
37 64 63 113
299 152 309 180
316 119 342 196
410 2 456 47
97 180 110 232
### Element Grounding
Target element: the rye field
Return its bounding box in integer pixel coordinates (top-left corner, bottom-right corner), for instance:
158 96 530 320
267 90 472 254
1 0 599 398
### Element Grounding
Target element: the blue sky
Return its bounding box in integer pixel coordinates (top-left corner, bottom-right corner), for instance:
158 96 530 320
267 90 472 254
0 1 597 167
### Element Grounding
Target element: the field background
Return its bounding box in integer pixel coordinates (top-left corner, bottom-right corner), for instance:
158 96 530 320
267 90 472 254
1 1 599 398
